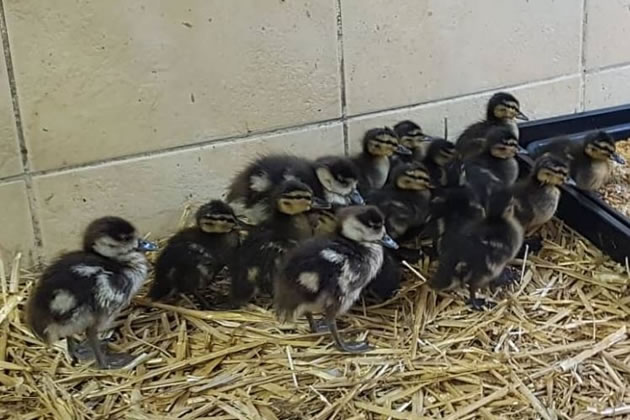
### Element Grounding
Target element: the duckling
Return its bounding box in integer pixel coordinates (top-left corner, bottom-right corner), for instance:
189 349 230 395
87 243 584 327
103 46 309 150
353 127 411 194
464 126 520 203
513 154 571 231
274 205 398 353
423 139 458 187
227 155 362 225
230 180 330 306
26 217 157 369
393 120 433 163
426 183 485 256
365 162 432 240
313 156 364 205
148 200 242 309
456 92 528 160
308 208 339 237
429 190 524 310
528 131 625 191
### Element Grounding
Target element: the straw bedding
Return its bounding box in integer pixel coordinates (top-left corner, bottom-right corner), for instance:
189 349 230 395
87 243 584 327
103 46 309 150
1 218 629 420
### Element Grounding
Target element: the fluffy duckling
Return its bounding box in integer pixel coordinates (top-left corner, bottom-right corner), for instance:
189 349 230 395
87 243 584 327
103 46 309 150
26 217 157 369
456 92 528 160
528 131 625 191
426 184 485 256
148 200 242 308
230 180 330 306
353 127 411 194
464 126 520 203
429 190 524 310
227 155 362 224
366 162 432 240
274 205 398 353
509 154 571 255
423 139 458 187
514 154 571 231
313 156 364 206
393 120 433 163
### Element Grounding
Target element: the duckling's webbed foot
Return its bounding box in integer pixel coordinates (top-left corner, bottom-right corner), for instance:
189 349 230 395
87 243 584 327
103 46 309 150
306 313 329 333
517 235 543 258
67 336 103 362
86 327 134 370
466 285 495 311
466 297 496 311
489 266 520 290
326 316 372 353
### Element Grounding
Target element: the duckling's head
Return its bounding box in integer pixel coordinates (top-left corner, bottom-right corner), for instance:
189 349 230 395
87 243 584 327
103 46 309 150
486 126 519 159
274 180 330 215
394 120 431 151
391 162 433 191
196 200 240 233
314 156 364 204
363 127 411 158
487 92 528 122
83 217 157 259
337 206 398 248
583 131 626 164
533 154 571 186
426 139 457 166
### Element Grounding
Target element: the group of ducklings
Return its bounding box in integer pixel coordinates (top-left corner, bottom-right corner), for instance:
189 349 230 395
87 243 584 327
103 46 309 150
26 92 626 367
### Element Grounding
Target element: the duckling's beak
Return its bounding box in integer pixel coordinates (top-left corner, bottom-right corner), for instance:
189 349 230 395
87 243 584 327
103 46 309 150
565 178 577 187
380 234 399 249
515 110 529 121
611 152 626 164
137 239 158 252
516 147 529 156
395 144 413 155
349 188 365 205
311 197 332 210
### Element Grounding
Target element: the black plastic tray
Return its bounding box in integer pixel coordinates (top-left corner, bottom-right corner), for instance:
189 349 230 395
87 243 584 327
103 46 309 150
516 104 630 264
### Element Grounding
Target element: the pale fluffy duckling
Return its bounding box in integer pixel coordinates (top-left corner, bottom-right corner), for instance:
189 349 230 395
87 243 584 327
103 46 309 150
274 205 398 353
26 217 157 369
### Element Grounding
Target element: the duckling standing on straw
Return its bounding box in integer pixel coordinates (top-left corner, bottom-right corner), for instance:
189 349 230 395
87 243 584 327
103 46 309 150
274 206 398 353
26 217 157 369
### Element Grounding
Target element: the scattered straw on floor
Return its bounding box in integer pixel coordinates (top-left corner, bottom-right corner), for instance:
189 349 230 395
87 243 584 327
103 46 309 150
1 220 630 419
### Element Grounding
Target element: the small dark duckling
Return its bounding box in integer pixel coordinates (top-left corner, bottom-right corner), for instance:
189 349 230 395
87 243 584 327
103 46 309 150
393 120 433 163
148 200 242 308
429 190 524 310
231 180 330 306
227 155 362 225
353 127 412 194
464 126 520 203
274 205 398 353
423 139 458 187
528 131 625 191
456 92 528 160
226 155 316 224
511 154 571 254
366 162 432 240
313 156 364 206
426 183 485 256
26 217 157 369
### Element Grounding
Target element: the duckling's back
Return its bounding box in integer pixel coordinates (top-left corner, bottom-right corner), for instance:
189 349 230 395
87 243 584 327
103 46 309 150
27 252 128 343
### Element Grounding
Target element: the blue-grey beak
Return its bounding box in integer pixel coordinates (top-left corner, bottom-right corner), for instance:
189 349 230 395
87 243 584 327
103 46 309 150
137 239 158 252
565 178 577 187
395 144 412 155
349 188 365 205
517 147 529 156
312 197 332 210
380 234 399 249
612 152 626 165
516 110 529 121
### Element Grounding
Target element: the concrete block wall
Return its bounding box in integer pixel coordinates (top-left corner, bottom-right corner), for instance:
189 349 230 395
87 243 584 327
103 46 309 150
1 0 629 264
